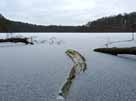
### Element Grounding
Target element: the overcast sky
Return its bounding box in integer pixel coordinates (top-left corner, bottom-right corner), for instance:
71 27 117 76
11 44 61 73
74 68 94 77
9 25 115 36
0 0 136 25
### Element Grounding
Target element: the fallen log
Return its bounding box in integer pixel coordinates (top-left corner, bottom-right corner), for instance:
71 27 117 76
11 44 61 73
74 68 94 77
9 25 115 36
94 47 136 55
0 37 33 44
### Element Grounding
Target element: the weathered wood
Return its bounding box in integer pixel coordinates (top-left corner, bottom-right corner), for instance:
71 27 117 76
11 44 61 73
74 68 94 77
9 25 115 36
94 47 136 55
0 37 33 44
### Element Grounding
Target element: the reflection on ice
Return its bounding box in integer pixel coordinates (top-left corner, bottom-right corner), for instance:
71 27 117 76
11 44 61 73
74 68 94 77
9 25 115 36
34 36 64 45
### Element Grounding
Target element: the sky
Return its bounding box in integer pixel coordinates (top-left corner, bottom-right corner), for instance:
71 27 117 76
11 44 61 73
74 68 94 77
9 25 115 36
0 0 136 25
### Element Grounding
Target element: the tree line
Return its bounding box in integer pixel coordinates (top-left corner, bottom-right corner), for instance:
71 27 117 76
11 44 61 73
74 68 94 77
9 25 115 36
0 12 136 32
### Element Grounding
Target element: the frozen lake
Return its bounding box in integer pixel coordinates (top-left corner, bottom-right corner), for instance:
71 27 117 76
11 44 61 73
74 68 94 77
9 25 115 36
0 33 136 101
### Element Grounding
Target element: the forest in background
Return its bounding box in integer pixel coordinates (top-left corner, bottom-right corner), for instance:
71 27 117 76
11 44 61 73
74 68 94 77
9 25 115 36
0 12 136 32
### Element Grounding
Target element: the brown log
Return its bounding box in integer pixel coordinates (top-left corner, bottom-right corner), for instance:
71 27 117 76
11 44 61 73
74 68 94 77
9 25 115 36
94 47 136 55
0 37 33 44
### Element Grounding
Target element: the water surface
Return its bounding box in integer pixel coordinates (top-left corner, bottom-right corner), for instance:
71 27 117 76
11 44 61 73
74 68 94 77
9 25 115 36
0 33 136 101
